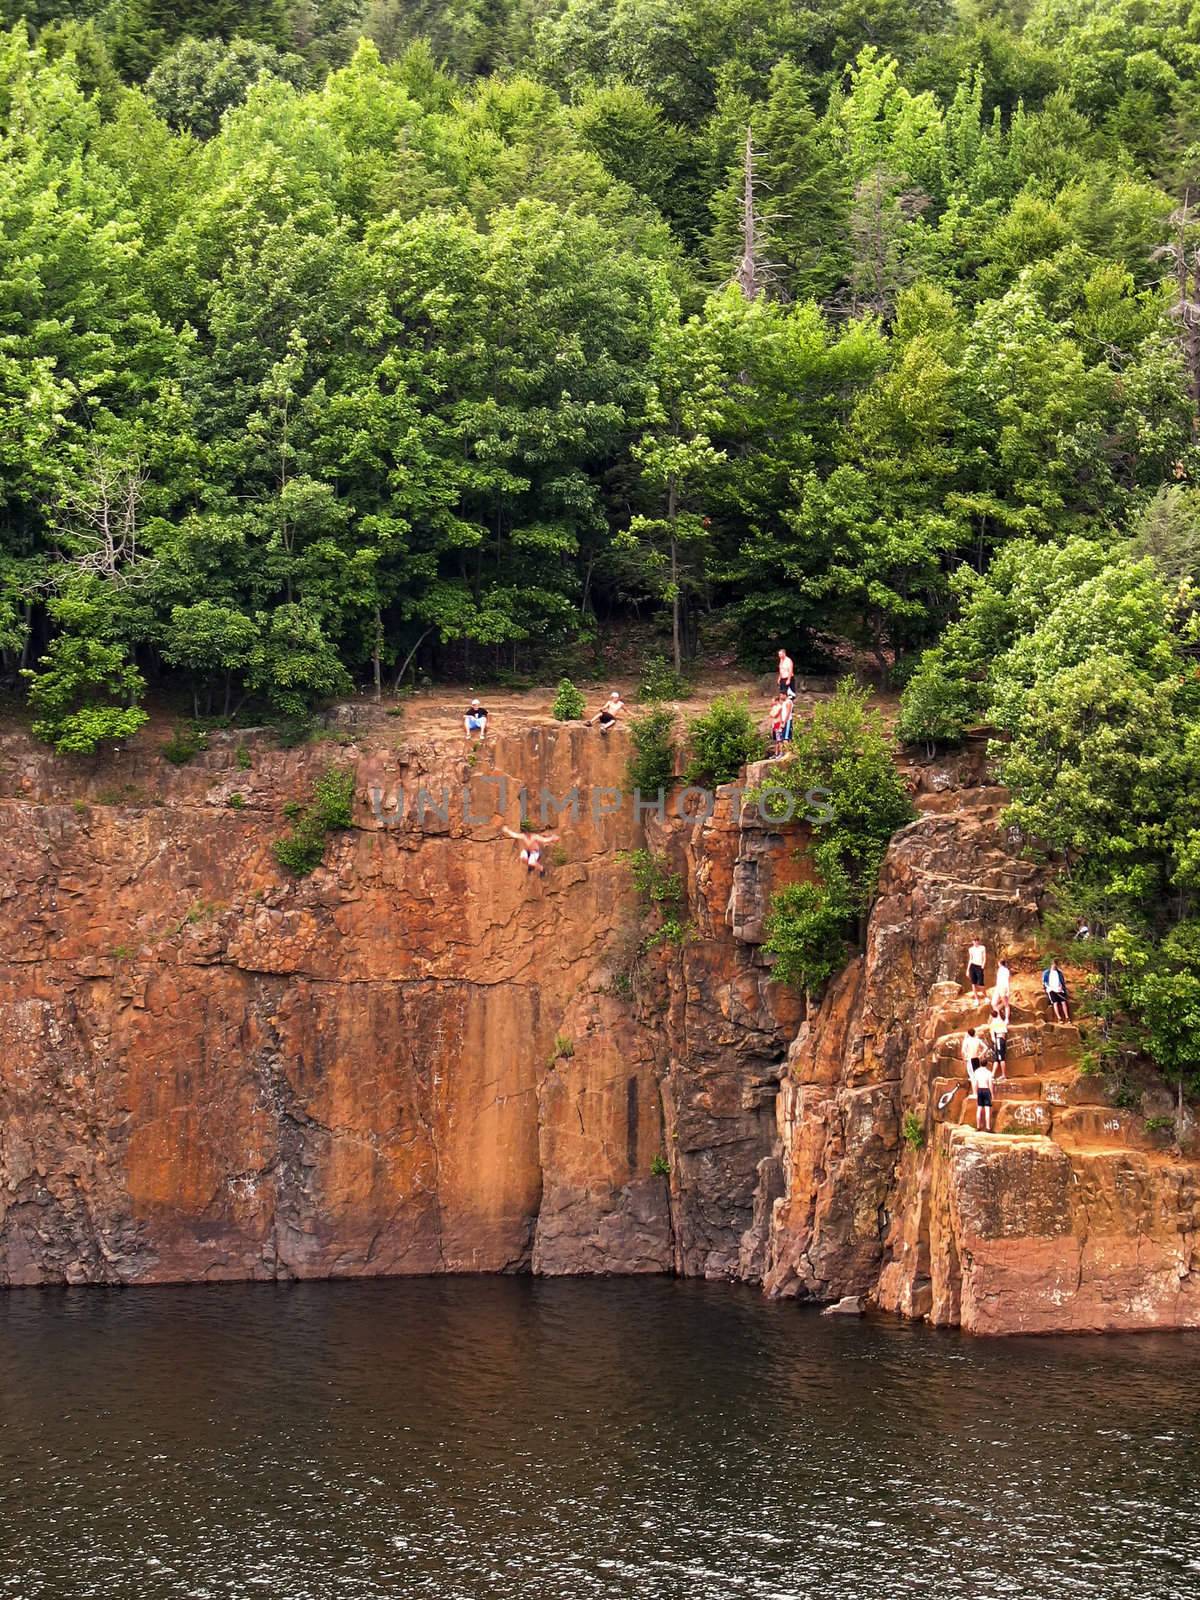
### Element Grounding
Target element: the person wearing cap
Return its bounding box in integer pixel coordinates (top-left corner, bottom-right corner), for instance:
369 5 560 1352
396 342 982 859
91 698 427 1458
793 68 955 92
464 697 488 740
587 691 625 735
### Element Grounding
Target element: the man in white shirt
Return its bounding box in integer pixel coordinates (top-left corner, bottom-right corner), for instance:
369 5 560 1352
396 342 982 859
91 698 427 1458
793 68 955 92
966 939 987 1000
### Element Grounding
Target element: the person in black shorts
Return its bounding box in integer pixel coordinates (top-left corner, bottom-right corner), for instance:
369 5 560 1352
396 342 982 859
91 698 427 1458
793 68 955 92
966 938 987 999
973 1061 996 1130
777 648 795 696
1043 959 1070 1022
988 1013 1008 1080
588 691 625 734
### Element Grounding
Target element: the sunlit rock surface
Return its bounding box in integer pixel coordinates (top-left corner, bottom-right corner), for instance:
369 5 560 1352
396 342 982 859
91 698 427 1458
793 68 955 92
0 702 797 1286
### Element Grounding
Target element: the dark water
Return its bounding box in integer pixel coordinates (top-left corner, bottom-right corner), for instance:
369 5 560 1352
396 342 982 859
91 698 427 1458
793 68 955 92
1 1279 1198 1600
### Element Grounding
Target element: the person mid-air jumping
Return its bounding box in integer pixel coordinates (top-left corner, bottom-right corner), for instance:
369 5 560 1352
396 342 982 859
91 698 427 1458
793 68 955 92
502 826 560 877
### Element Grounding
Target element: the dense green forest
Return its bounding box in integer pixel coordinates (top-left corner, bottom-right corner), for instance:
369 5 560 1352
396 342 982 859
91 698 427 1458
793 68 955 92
4 0 1200 1072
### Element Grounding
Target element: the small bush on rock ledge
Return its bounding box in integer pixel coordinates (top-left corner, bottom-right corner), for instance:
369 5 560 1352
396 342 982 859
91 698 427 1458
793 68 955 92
272 766 356 876
627 707 677 794
637 655 688 704
685 694 762 787
161 724 209 766
552 678 587 720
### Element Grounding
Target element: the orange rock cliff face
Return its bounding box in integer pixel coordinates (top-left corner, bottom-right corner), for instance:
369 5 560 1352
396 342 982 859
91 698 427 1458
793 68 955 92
0 706 798 1288
1 705 1197 1335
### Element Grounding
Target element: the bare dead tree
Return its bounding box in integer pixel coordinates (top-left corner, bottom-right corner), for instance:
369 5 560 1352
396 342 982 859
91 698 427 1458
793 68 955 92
734 125 760 302
1155 194 1200 436
848 167 929 321
48 449 158 590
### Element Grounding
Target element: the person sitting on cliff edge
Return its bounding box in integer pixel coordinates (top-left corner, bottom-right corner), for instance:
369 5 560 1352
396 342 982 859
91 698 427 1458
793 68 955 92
587 691 625 735
502 825 559 877
464 697 488 741
966 937 987 1000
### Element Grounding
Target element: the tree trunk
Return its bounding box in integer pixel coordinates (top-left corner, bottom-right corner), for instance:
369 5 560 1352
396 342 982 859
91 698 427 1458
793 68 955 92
393 626 434 692
735 125 759 302
668 475 681 674
581 552 595 618
372 605 383 703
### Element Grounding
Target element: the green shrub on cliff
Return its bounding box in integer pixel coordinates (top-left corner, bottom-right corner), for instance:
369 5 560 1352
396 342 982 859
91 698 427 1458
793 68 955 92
760 680 913 912
895 650 976 753
627 707 677 794
623 847 681 907
161 724 209 765
621 846 689 948
272 766 356 875
637 655 688 703
310 766 355 830
25 630 148 756
684 694 762 787
552 678 587 721
760 682 912 995
763 863 853 995
902 1111 926 1151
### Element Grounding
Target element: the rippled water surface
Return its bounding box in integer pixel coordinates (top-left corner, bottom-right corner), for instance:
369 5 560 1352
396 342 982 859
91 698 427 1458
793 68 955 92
1 1278 1198 1599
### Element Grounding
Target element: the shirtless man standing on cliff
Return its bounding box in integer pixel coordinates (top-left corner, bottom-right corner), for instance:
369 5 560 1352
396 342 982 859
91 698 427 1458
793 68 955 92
973 1060 996 1131
502 826 559 877
777 648 795 696
990 954 1011 1021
